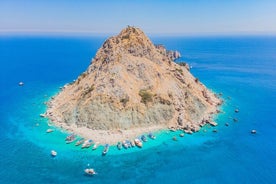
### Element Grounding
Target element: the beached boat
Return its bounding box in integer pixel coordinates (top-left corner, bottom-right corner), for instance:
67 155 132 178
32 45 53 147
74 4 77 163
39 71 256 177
75 138 84 146
84 168 96 176
102 144 109 155
117 142 122 150
82 139 93 148
66 138 76 144
92 142 99 150
122 140 128 149
134 138 143 148
148 133 156 139
65 134 75 141
141 135 148 142
130 140 135 147
65 134 76 144
126 140 132 148
51 150 57 157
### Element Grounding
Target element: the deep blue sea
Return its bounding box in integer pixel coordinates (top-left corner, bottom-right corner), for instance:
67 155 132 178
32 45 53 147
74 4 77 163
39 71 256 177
0 35 275 184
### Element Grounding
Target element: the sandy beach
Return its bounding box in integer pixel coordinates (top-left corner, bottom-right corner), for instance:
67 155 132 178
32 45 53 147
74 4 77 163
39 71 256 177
48 120 166 144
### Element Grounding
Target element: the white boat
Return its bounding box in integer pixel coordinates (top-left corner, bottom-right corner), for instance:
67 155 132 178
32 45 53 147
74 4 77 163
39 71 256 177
130 140 135 147
102 144 109 155
75 138 84 146
46 129 54 133
84 168 96 176
134 138 143 148
148 133 156 139
40 113 46 118
18 82 24 86
122 140 128 149
51 150 57 157
82 139 93 148
92 142 99 150
65 134 76 143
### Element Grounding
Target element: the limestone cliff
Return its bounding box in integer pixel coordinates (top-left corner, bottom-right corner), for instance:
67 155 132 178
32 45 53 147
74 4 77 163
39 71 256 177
46 26 221 135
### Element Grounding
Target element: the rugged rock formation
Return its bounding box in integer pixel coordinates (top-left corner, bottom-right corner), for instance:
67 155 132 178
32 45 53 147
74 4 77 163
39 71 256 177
155 44 181 61
46 26 221 141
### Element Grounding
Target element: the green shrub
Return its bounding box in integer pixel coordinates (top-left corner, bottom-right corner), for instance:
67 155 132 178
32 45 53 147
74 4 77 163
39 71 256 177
139 90 153 104
120 96 129 106
178 62 187 67
176 68 183 75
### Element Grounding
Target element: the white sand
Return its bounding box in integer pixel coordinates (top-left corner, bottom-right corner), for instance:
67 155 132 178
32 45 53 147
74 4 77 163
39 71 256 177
51 121 165 144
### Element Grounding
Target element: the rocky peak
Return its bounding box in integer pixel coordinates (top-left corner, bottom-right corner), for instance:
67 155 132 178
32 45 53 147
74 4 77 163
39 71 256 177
90 26 176 69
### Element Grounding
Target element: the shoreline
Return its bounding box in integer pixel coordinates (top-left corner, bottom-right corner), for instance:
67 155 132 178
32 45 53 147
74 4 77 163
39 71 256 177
45 99 221 145
45 86 222 145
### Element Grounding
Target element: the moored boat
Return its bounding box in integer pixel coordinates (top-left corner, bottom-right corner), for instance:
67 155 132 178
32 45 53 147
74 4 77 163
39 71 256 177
122 140 128 149
134 138 143 148
82 139 93 148
65 134 75 141
141 135 147 142
84 168 96 176
65 134 76 144
148 132 156 140
126 140 132 148
130 140 135 147
51 150 57 157
102 144 109 155
66 138 76 144
40 113 46 118
92 142 99 150
117 142 122 150
75 138 84 146
46 129 54 133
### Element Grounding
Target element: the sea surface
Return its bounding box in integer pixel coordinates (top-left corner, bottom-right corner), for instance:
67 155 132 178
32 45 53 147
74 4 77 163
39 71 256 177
0 35 275 184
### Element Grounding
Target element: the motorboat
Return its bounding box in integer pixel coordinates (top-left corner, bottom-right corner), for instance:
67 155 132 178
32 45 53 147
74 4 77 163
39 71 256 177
130 140 135 147
117 142 122 150
65 134 75 141
148 133 156 140
141 135 147 142
84 168 96 176
46 129 54 133
18 82 24 86
134 138 142 148
75 138 84 146
82 139 93 148
122 140 128 149
51 150 57 157
65 134 76 144
102 144 109 155
92 142 99 150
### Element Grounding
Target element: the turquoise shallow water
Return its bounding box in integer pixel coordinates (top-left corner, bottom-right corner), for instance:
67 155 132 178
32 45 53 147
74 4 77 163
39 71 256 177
0 35 275 183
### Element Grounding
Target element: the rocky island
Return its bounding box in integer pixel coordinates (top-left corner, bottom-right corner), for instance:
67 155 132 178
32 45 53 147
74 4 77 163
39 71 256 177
46 26 221 144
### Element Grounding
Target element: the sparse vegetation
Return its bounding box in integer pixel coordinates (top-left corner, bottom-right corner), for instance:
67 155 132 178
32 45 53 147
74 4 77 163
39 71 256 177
122 34 130 40
120 96 130 107
176 68 183 75
178 62 187 67
139 90 153 104
82 85 94 97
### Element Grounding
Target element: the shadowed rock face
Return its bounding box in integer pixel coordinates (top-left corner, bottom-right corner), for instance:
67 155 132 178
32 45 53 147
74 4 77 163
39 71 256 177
46 26 221 132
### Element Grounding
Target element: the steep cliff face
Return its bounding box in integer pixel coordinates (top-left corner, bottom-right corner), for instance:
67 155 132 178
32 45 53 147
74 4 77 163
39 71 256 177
46 26 221 133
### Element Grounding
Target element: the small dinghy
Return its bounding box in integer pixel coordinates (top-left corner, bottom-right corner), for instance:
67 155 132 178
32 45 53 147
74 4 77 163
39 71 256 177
51 150 57 157
84 168 96 176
